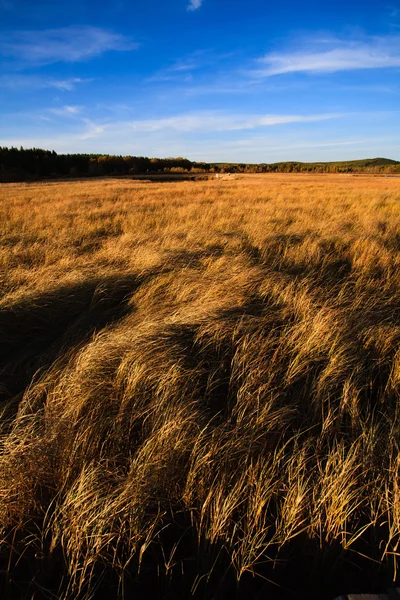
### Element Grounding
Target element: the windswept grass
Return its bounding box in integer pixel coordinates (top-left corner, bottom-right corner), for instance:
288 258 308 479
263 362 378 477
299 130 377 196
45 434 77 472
1 174 400 599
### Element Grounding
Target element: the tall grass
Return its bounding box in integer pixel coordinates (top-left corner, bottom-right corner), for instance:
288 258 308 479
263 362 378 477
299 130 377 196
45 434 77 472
1 174 400 599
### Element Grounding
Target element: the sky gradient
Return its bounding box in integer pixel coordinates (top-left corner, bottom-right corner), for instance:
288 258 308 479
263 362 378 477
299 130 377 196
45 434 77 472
1 0 399 162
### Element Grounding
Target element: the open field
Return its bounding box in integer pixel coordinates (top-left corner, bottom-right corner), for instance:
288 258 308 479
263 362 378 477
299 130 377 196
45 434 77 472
1 174 400 599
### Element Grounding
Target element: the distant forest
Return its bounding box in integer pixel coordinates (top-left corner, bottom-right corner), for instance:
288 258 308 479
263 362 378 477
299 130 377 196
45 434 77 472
1 147 399 182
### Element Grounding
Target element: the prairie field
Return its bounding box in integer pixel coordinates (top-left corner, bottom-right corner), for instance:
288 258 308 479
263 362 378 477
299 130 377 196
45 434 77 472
2 173 400 599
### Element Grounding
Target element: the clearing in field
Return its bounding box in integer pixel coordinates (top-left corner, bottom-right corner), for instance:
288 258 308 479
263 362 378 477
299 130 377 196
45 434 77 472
1 174 400 599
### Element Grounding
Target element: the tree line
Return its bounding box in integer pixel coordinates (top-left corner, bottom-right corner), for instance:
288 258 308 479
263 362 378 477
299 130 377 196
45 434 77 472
1 147 399 182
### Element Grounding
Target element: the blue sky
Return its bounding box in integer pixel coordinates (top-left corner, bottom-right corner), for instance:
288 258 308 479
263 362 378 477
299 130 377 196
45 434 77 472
0 0 399 162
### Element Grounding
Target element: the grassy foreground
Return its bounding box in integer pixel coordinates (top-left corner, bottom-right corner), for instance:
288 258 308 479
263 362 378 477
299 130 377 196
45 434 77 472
1 174 400 599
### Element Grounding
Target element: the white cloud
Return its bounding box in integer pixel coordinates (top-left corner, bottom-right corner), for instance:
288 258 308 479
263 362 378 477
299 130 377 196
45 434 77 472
253 36 400 76
169 58 200 72
187 0 203 11
53 78 91 90
49 105 82 117
0 26 138 65
79 119 106 140
0 75 90 90
129 111 342 133
147 51 207 82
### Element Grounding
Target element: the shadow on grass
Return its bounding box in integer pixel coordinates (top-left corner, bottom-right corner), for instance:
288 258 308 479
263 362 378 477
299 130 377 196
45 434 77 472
0 273 152 404
1 520 396 600
0 264 399 599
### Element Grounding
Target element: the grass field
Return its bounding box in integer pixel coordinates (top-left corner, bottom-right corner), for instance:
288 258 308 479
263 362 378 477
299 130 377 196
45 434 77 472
1 174 400 599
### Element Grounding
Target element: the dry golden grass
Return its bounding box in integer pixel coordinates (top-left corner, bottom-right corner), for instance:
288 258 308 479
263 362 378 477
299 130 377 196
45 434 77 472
1 173 400 599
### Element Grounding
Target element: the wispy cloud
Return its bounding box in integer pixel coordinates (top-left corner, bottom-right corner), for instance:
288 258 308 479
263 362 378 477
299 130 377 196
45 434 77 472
0 26 138 66
253 36 400 76
187 0 203 11
49 105 82 117
128 111 342 133
168 56 201 72
339 83 400 94
0 75 90 90
1 109 342 139
80 119 106 140
147 51 207 82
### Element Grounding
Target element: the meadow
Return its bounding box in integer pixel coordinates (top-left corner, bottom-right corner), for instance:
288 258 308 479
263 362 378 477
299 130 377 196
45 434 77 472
1 173 400 599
